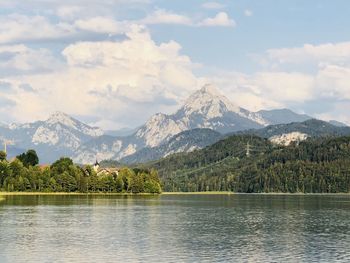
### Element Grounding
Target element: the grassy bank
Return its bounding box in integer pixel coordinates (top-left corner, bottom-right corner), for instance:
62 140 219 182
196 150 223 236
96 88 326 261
0 192 161 196
2 191 348 196
0 191 234 196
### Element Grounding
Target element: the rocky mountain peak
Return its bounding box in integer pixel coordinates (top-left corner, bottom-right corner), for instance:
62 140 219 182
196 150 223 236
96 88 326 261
181 84 240 118
46 111 77 127
45 111 103 137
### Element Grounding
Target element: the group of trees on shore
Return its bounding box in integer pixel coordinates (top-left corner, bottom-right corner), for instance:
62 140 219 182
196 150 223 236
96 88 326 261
0 150 161 193
145 135 350 193
3 134 350 194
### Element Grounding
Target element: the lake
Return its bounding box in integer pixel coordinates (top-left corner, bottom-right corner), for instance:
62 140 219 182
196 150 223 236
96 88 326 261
0 194 350 262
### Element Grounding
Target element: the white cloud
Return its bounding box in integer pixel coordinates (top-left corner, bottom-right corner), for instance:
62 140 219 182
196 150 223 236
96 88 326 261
199 12 236 27
0 0 151 8
203 70 314 111
0 14 76 44
141 9 236 28
141 9 193 25
57 6 84 20
0 3 349 127
244 9 253 17
262 41 350 68
0 9 236 47
1 26 199 127
315 65 350 100
0 45 62 75
0 14 129 45
201 2 226 10
74 17 126 34
315 101 350 125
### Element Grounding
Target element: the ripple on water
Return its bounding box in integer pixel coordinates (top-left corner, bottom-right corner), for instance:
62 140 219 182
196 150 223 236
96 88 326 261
0 194 350 262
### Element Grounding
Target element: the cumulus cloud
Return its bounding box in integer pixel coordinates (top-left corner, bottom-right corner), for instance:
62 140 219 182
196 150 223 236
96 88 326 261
204 63 350 125
141 9 236 28
0 45 62 76
0 81 12 91
0 14 76 44
74 17 126 34
201 2 226 10
141 9 193 25
0 97 16 107
0 0 151 9
0 10 236 47
0 13 132 45
260 41 350 69
0 1 349 127
1 26 199 128
56 6 84 20
4 32 350 126
199 12 236 27
203 70 314 112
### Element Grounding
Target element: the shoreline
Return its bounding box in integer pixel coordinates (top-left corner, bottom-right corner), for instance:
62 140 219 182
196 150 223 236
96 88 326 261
0 192 160 196
1 191 350 196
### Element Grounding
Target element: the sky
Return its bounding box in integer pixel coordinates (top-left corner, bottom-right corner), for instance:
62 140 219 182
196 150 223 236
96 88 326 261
0 0 350 129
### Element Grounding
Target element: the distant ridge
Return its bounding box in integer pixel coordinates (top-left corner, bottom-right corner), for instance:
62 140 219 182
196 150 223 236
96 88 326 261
74 85 314 164
0 85 346 164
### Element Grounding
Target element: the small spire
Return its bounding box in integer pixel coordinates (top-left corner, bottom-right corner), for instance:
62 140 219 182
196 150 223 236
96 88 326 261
93 158 100 172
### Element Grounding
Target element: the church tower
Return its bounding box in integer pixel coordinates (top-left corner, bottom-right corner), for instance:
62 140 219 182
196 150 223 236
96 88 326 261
93 159 100 173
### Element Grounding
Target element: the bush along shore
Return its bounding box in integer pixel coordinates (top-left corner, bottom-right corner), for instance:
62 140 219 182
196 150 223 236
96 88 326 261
0 150 162 194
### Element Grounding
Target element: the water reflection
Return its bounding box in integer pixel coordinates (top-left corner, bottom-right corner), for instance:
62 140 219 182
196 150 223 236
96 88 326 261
0 194 349 262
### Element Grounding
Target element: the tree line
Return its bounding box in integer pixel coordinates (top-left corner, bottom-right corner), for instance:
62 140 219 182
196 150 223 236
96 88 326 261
0 150 161 193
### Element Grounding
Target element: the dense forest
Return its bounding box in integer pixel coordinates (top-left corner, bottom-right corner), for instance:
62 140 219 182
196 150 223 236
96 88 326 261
0 150 161 193
142 135 350 193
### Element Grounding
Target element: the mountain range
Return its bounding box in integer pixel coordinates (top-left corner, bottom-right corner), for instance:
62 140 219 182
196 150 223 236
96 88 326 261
0 112 103 162
0 84 347 163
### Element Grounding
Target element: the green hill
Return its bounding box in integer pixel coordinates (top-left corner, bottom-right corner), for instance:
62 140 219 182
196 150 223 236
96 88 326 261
141 135 350 193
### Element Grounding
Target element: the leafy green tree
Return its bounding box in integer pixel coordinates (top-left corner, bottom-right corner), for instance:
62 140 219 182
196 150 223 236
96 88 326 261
16 149 39 167
115 176 124 192
0 150 162 193
25 150 39 166
55 172 77 192
0 151 6 161
0 161 10 186
130 172 145 193
50 157 74 175
119 168 134 192
10 159 25 177
144 180 161 194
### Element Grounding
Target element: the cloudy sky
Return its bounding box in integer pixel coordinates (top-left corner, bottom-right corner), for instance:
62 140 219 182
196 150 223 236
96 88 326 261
0 0 350 129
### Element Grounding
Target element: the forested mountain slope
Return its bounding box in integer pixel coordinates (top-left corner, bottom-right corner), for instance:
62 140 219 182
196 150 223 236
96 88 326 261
142 135 350 193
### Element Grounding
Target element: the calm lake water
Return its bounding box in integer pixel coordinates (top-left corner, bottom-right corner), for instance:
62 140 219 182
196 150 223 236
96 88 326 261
0 194 350 263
